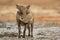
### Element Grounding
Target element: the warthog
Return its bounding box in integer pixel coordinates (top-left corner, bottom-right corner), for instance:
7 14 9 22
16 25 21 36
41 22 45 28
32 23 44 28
16 4 34 38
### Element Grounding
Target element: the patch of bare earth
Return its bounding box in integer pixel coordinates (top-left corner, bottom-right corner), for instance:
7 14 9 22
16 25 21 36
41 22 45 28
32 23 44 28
0 21 60 40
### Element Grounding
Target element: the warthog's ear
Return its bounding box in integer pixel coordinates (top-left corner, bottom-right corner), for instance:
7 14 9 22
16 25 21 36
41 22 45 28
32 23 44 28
16 5 19 9
26 5 30 9
16 4 21 9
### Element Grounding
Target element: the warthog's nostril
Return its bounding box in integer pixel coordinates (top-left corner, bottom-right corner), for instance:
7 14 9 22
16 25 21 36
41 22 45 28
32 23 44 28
21 18 23 19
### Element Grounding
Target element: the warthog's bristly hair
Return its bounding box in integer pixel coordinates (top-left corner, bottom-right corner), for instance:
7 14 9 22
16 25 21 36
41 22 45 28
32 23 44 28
16 4 34 38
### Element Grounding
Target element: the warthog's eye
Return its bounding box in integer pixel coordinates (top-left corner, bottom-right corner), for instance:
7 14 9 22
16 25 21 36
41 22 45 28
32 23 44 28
17 11 23 15
19 11 23 15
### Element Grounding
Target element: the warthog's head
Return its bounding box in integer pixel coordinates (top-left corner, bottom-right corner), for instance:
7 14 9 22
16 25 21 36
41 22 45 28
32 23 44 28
16 4 32 23
16 4 30 16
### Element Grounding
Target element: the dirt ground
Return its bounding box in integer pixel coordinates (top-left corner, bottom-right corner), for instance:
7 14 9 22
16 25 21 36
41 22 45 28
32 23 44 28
0 21 60 40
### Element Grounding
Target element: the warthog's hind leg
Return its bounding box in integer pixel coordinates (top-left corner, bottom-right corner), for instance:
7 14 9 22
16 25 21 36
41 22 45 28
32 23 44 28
31 24 33 37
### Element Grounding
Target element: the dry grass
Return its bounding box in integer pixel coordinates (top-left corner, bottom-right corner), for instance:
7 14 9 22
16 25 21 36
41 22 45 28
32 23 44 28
0 0 60 23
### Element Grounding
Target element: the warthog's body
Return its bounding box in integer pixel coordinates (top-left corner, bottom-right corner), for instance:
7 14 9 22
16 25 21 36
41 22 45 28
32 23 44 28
16 5 34 38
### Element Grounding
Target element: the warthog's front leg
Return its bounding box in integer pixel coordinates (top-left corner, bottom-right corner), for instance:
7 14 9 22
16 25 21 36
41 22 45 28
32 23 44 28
17 21 21 38
23 24 27 38
31 23 33 37
28 24 30 36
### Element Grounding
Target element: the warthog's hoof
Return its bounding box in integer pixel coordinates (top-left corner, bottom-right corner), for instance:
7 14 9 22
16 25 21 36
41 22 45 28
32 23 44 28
18 36 21 38
23 36 25 38
31 35 33 37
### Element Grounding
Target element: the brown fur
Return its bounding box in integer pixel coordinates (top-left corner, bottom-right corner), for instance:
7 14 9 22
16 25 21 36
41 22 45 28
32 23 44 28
16 5 34 38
